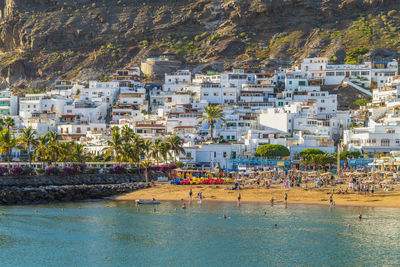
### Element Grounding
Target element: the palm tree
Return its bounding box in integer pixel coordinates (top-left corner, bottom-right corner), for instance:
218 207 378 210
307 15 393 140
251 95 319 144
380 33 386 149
150 138 163 165
198 105 226 142
72 143 89 163
3 117 14 131
18 126 38 166
57 142 74 166
141 160 151 183
166 136 185 163
141 140 152 160
160 142 172 163
103 130 123 163
0 129 18 167
34 134 49 167
47 131 60 166
121 125 135 143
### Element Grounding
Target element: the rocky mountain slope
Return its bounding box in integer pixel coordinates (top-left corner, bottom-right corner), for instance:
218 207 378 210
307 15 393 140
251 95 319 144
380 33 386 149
0 0 399 89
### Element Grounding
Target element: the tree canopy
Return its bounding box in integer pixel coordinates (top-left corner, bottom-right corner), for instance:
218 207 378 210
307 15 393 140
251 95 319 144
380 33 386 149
255 144 289 158
300 149 325 158
340 151 362 160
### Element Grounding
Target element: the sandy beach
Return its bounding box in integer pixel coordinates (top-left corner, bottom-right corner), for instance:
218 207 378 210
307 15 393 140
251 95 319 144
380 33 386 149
116 183 400 208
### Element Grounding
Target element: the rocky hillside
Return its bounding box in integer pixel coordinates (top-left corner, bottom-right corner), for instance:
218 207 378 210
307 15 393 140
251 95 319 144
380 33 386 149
0 0 399 89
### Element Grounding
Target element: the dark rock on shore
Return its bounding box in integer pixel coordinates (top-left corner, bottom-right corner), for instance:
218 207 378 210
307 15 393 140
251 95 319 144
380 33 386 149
0 183 150 205
0 172 166 205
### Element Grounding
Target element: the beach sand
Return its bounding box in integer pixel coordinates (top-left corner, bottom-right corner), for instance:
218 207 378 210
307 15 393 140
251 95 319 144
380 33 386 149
116 183 400 208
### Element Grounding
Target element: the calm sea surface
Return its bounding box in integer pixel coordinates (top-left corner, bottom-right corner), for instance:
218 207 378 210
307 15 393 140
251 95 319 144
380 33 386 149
0 200 399 266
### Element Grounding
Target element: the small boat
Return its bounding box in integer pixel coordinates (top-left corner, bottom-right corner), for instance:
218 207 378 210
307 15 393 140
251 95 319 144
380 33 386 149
135 199 160 205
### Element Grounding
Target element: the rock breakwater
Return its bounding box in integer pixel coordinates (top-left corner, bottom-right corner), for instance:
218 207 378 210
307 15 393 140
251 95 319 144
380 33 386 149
0 183 149 205
0 173 165 205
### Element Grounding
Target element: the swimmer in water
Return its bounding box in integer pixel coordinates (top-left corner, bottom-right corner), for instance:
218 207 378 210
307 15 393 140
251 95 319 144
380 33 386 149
153 207 156 212
182 203 187 209
137 207 140 212
223 215 227 219
358 213 362 220
274 224 278 227
347 224 351 229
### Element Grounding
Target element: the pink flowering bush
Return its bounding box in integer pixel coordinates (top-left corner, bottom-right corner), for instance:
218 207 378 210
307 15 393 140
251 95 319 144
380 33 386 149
10 166 24 176
0 166 8 175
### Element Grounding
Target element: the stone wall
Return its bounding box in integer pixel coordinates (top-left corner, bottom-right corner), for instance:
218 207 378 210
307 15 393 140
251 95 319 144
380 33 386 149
0 171 165 187
0 183 150 205
0 171 166 205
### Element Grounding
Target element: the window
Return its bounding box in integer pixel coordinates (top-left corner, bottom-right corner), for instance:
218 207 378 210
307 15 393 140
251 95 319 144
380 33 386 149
203 93 209 96
299 81 306 86
186 152 191 158
396 139 400 145
223 152 227 158
386 129 395 134
289 81 292 85
213 93 218 96
336 72 345 76
321 100 325 103
381 139 390 146
361 71 370 76
326 72 334 76
76 127 81 133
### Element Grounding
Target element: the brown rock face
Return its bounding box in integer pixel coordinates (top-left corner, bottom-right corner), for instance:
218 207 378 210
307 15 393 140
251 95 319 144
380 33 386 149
0 0 398 89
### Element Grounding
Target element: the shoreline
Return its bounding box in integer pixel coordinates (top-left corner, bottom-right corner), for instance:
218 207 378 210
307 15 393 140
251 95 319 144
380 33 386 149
115 183 400 208
114 198 400 209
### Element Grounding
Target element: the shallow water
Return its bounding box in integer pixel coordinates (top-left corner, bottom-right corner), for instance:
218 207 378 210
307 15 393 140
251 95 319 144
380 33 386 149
0 201 399 266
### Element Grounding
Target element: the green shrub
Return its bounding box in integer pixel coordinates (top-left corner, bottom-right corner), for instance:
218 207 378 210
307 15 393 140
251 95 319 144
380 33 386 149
255 144 290 158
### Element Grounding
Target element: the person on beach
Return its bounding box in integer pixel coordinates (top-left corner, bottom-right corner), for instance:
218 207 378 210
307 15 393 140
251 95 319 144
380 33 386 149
329 194 334 206
189 189 193 201
270 197 274 206
284 192 288 204
237 193 241 204
198 192 203 203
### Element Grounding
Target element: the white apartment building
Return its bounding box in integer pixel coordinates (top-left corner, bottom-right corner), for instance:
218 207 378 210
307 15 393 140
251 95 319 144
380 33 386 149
82 81 120 106
200 83 238 105
163 70 192 92
112 67 141 81
344 76 400 154
299 57 398 88
19 94 68 119
179 143 243 169
63 100 107 123
0 89 18 115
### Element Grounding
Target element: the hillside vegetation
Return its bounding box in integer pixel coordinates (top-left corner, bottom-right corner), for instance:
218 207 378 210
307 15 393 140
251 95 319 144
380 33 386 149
0 0 399 89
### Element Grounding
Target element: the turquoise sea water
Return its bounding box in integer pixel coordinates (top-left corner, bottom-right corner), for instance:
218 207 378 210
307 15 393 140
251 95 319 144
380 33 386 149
0 201 399 266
